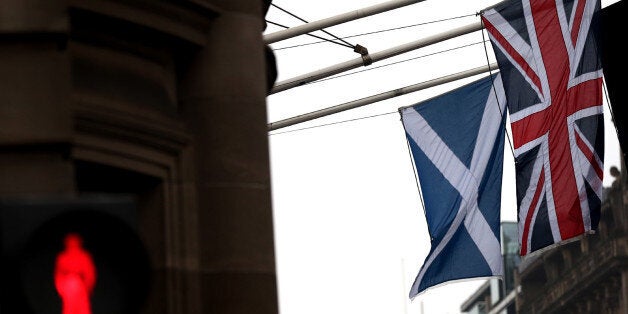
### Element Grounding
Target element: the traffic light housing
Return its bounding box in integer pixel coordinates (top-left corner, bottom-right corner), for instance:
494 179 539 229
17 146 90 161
0 196 151 314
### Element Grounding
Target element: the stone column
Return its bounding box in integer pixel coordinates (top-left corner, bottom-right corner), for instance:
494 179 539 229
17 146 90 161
621 269 628 314
0 0 74 195
179 0 278 313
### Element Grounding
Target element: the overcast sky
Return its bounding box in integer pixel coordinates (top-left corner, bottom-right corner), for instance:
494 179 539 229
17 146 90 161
264 1 622 313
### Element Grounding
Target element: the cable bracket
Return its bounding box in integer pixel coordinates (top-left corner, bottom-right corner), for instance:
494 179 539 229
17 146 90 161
354 44 372 66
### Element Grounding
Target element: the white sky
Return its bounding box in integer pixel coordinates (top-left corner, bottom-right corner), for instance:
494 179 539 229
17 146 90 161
264 1 622 313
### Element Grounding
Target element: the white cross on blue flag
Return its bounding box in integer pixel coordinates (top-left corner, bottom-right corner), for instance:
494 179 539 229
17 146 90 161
401 73 506 298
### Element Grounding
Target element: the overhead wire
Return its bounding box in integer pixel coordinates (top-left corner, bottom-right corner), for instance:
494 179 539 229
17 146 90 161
270 3 356 49
266 12 487 90
602 79 621 145
272 13 477 51
266 13 498 137
268 40 495 135
313 40 490 84
266 20 354 49
401 118 427 217
269 111 397 135
480 20 516 159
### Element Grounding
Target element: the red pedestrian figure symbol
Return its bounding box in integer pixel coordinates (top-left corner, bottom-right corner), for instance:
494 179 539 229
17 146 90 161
54 233 97 314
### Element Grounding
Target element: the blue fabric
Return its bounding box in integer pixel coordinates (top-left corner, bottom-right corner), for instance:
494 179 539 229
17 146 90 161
401 74 505 297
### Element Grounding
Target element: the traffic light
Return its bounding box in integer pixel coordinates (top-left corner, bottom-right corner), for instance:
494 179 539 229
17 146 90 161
0 196 150 314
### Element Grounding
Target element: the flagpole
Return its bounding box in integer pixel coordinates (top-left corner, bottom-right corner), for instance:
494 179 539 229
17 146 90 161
268 62 498 131
270 20 483 94
264 0 425 44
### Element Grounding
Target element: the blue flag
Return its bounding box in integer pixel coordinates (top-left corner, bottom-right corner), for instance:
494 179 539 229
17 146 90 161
401 73 506 298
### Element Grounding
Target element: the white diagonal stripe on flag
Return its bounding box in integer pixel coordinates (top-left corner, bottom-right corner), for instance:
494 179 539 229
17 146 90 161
403 93 503 295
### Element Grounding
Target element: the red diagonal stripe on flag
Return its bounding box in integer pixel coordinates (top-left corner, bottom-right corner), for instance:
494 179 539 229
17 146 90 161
482 17 544 96
571 0 588 44
521 170 545 255
575 131 603 179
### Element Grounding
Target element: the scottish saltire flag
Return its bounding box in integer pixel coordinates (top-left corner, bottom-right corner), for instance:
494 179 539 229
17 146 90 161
482 0 604 256
401 73 506 298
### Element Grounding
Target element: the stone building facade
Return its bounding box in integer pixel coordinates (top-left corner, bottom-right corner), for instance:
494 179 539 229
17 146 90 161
1 0 278 313
515 168 628 313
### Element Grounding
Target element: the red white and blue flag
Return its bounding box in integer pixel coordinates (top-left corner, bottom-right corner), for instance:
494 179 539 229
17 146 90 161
482 0 604 256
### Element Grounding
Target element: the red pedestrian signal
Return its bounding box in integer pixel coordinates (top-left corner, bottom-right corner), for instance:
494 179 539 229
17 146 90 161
55 233 97 314
1 197 150 314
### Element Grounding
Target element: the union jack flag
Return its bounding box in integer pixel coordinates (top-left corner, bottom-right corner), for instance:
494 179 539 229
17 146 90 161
482 0 604 256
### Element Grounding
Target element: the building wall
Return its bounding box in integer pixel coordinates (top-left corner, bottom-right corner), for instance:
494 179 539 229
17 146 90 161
0 1 277 313
461 222 520 314
515 170 628 314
